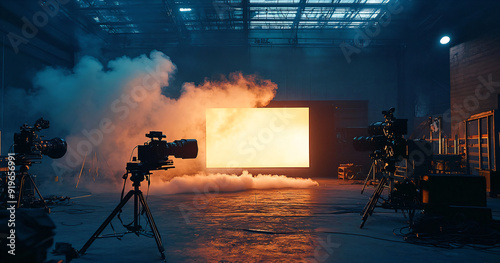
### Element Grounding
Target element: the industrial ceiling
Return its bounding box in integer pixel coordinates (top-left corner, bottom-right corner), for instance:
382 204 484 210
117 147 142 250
74 0 418 48
1 0 500 56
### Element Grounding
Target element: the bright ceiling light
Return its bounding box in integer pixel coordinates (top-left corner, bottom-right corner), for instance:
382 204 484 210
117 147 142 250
179 8 192 12
440 36 451 45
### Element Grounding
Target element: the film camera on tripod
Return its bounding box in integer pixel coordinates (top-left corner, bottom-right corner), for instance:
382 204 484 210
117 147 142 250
352 108 432 228
79 131 198 260
0 117 67 210
0 118 67 263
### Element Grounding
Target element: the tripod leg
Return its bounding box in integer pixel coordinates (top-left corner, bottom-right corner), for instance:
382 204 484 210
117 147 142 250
16 175 26 208
79 191 135 256
26 175 49 212
360 175 383 215
360 176 387 228
360 188 380 228
368 177 386 217
361 164 374 194
138 192 166 260
408 207 415 228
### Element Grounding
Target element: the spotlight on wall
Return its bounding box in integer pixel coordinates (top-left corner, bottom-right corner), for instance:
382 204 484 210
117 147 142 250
440 36 451 45
179 8 192 12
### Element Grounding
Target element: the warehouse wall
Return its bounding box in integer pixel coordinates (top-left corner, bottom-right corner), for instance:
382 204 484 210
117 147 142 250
104 37 458 136
249 46 398 126
0 0 97 154
0 1 76 66
0 0 105 94
108 46 400 125
450 31 500 138
400 40 451 132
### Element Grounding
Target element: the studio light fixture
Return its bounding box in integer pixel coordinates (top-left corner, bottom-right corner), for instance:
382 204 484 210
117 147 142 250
440 35 451 45
179 8 192 12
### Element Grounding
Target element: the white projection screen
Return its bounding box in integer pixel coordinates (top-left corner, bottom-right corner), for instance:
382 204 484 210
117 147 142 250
206 108 309 168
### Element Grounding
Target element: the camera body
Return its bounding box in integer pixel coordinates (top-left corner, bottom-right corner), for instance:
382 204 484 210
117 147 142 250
137 131 198 169
13 118 67 160
352 108 408 173
353 108 407 152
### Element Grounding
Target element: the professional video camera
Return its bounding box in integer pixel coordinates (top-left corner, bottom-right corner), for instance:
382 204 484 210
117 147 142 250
80 131 198 260
2 118 67 211
352 108 407 173
13 117 67 160
353 108 432 228
135 131 198 171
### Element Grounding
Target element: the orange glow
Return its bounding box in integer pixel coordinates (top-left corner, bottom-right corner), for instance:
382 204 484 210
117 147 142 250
206 108 309 168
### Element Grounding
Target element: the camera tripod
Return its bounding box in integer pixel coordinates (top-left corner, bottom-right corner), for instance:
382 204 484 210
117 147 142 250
360 172 391 228
16 160 50 212
360 169 419 228
361 162 381 194
79 162 169 260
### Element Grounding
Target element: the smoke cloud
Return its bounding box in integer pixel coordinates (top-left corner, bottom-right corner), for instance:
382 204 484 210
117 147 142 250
150 170 319 195
4 50 319 193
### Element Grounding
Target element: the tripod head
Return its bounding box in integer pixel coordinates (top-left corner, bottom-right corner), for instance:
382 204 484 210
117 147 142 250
125 160 174 186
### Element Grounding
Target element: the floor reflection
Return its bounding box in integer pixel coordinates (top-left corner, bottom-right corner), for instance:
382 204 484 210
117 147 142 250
161 188 318 262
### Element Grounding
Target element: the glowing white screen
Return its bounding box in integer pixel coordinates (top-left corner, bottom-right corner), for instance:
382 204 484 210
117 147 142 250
206 108 309 168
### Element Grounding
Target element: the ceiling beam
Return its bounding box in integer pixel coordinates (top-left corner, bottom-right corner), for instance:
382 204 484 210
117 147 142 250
249 3 387 8
243 0 249 44
95 18 405 26
290 0 306 45
163 0 189 44
78 3 388 11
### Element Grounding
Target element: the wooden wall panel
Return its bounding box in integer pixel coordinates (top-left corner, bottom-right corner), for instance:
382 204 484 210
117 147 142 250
450 32 500 138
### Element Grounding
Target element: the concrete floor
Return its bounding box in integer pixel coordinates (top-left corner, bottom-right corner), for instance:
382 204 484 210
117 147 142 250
44 178 500 263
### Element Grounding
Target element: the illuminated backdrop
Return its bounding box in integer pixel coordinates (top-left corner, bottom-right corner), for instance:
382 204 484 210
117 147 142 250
206 108 309 168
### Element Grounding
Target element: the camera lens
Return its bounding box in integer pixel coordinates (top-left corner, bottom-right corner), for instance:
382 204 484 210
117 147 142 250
41 138 68 159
